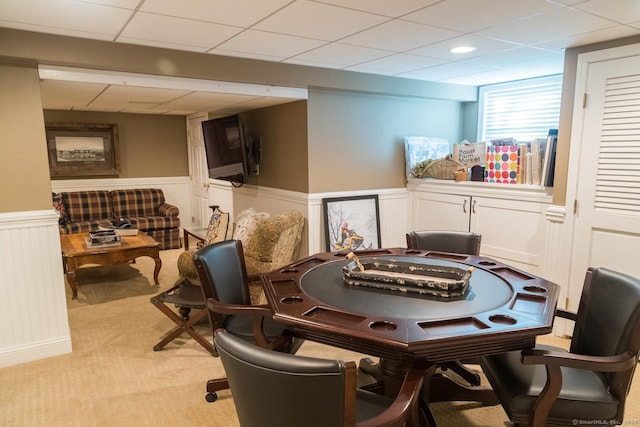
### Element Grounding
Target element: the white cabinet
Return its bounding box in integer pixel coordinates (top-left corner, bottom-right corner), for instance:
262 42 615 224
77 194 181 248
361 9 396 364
409 181 551 275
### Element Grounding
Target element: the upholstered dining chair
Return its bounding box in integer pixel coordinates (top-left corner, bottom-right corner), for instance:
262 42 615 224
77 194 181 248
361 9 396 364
214 329 428 427
193 239 303 403
405 230 482 256
481 267 640 427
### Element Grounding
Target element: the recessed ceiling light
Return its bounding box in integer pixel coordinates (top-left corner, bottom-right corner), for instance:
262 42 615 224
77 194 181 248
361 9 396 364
450 46 476 54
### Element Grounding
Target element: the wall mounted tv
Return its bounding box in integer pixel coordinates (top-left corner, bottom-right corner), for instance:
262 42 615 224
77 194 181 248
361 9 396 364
202 114 248 185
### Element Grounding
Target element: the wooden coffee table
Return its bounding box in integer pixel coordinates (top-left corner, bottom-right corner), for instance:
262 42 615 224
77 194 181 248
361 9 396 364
60 232 162 300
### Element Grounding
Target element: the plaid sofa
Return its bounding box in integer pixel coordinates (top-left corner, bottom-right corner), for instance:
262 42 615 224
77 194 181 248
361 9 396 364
54 188 181 250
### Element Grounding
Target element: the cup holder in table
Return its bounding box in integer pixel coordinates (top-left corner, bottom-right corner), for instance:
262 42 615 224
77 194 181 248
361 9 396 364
489 314 517 325
478 261 497 266
369 320 397 331
523 285 547 293
281 296 304 304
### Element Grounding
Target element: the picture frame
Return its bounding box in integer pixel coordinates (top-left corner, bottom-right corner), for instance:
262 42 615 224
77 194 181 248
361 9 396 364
323 195 381 252
45 123 120 179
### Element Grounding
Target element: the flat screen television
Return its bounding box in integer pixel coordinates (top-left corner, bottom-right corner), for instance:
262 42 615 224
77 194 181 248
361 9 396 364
202 115 248 184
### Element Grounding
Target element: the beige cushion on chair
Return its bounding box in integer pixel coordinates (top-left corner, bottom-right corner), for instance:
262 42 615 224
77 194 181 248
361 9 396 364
232 208 270 248
176 209 304 305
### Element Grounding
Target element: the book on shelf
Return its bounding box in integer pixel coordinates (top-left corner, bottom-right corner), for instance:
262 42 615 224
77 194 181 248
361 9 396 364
541 129 558 187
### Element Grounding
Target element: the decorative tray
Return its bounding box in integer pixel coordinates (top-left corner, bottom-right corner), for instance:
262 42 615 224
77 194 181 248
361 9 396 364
342 257 473 299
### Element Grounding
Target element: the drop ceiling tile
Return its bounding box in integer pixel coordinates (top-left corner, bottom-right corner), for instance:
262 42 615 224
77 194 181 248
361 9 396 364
478 6 618 45
463 46 565 73
78 0 140 8
253 0 388 41
398 61 498 82
118 12 241 50
213 30 327 60
0 0 131 38
39 80 108 105
139 0 291 27
534 25 640 49
292 43 393 67
408 34 522 61
341 19 461 52
316 0 441 18
163 92 259 110
403 0 558 33
99 85 191 103
346 53 445 75
571 0 640 25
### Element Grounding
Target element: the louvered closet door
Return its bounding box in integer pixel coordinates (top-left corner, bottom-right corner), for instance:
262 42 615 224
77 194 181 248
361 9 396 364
568 54 640 311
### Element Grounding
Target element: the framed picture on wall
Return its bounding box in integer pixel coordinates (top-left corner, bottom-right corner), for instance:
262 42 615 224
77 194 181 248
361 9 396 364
45 123 120 179
323 195 381 252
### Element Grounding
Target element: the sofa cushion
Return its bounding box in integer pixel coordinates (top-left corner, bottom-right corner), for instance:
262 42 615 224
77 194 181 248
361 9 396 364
232 208 269 248
111 189 166 218
62 190 113 222
129 216 181 231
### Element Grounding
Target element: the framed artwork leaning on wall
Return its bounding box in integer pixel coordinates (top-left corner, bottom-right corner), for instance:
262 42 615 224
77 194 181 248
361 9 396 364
323 194 381 252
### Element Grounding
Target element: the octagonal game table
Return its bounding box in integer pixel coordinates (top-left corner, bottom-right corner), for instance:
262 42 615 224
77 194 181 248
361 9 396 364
260 247 560 426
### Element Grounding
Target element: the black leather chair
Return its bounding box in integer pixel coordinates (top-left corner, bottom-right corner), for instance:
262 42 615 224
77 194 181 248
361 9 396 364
405 230 481 256
214 329 428 427
481 267 640 427
193 239 302 402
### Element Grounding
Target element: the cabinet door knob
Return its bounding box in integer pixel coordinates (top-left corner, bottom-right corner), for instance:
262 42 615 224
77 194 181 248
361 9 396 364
463 199 468 213
472 200 477 214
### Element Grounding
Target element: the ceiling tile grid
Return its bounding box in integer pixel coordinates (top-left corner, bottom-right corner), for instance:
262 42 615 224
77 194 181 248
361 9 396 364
3 0 638 114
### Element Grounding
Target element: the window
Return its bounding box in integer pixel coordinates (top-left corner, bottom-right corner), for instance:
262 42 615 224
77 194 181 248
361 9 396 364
478 74 562 143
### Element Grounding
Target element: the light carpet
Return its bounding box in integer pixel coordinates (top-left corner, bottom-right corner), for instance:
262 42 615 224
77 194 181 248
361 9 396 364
1 248 638 426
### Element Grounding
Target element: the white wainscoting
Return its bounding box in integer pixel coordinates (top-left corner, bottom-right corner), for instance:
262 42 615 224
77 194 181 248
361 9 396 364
51 176 192 233
232 185 410 257
0 210 72 368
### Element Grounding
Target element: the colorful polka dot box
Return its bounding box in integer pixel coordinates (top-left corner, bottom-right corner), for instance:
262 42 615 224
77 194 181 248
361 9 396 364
484 145 519 184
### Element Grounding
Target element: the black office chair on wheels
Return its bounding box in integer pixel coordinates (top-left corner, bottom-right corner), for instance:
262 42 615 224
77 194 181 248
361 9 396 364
193 239 303 403
214 328 428 427
481 267 640 427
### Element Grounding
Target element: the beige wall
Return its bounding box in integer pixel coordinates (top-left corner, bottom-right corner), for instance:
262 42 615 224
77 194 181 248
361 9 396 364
43 110 188 178
0 64 52 212
240 101 308 192
307 89 463 193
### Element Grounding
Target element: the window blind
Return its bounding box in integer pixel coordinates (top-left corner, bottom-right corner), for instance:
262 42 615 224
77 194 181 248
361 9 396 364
478 74 562 142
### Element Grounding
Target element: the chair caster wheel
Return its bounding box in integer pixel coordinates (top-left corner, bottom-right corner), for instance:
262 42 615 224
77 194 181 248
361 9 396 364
205 392 218 402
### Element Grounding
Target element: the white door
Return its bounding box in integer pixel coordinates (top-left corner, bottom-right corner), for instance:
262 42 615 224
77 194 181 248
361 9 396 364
186 113 211 229
567 48 640 312
411 192 470 232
